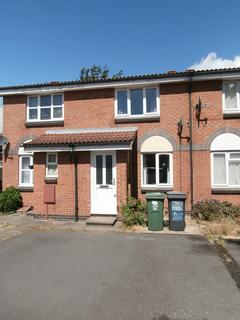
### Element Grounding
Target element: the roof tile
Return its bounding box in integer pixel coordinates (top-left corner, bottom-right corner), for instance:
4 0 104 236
1 67 240 91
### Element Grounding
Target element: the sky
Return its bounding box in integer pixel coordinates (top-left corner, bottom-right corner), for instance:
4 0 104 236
1 0 240 106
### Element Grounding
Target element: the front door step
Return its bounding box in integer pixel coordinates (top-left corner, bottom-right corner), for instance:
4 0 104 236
17 206 33 213
86 216 117 226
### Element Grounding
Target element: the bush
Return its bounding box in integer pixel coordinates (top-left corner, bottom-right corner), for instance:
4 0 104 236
0 186 23 214
121 197 147 227
191 199 240 221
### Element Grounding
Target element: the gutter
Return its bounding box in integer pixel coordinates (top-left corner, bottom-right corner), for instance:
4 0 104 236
69 144 78 222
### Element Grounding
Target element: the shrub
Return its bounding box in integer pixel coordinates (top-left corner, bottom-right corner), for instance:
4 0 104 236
121 197 147 227
191 199 240 221
0 186 23 214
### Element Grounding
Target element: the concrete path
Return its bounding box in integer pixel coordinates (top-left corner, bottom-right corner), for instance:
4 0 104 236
0 213 202 243
0 231 239 320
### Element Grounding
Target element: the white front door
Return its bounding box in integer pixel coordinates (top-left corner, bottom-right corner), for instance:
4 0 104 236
91 151 117 215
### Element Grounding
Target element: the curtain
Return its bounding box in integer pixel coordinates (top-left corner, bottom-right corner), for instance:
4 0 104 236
229 161 240 185
225 83 237 109
213 154 226 184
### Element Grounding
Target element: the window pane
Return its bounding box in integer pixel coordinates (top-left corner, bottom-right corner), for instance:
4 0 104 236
106 155 112 185
22 157 30 169
229 161 240 185
21 171 30 184
143 154 156 184
53 95 62 106
230 153 240 159
40 95 51 107
29 108 38 119
213 154 226 184
40 108 51 120
96 155 103 185
48 153 57 163
159 154 170 184
146 88 157 113
225 83 237 109
130 89 143 115
117 91 128 115
29 96 38 108
47 164 57 176
53 107 62 118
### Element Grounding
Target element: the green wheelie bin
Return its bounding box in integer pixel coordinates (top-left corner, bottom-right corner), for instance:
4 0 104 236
146 192 165 231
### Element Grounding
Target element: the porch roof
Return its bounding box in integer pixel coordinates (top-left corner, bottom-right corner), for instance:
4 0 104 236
24 127 137 152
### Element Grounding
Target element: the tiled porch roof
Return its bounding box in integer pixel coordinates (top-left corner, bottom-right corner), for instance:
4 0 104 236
24 127 137 147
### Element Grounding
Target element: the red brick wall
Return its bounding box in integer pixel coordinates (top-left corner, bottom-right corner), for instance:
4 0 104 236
2 80 240 217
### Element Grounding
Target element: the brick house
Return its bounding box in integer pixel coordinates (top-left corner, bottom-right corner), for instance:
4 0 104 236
0 68 240 220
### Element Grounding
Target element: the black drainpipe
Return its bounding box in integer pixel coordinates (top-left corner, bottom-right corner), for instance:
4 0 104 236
188 73 194 209
69 144 78 222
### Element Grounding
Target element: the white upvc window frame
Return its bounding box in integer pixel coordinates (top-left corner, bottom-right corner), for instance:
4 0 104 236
115 87 160 119
19 155 34 187
211 151 240 188
46 153 58 178
27 93 64 122
222 82 240 114
141 152 173 188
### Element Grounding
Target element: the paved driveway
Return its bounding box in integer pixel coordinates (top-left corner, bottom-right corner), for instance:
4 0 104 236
0 231 239 320
224 239 240 265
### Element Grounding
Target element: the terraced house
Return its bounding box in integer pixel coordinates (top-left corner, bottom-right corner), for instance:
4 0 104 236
0 67 240 220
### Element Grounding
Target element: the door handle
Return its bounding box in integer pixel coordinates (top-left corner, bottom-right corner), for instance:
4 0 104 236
112 178 115 185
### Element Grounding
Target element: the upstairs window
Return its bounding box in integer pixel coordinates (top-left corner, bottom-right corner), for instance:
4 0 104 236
223 82 240 113
27 94 64 122
115 87 159 118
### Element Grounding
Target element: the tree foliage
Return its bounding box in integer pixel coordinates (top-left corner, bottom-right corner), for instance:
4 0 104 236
79 65 123 81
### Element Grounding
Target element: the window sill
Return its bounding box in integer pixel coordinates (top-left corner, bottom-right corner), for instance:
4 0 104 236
18 186 34 192
211 188 240 194
44 177 57 184
223 112 240 119
141 186 173 193
115 115 160 123
25 120 64 128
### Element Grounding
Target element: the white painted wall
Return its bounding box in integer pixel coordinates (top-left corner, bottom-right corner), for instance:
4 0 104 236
140 136 173 152
211 133 240 151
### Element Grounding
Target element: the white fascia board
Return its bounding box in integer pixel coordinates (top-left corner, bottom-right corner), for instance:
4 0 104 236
191 72 240 82
24 143 132 153
2 72 240 96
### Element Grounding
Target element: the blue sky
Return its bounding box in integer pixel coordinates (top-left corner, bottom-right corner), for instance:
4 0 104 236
1 0 240 106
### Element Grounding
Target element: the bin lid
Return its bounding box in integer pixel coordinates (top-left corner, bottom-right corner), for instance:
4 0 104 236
167 191 187 200
146 192 165 200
